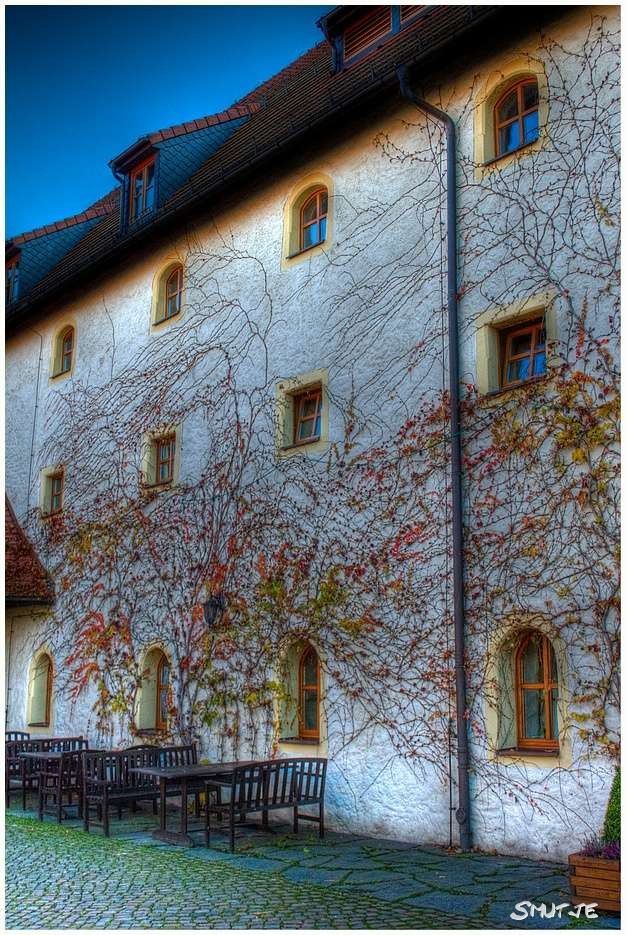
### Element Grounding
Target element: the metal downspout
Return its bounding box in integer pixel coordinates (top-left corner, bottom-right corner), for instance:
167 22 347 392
396 65 471 851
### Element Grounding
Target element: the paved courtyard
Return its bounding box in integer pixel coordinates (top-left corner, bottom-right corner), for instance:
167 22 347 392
5 801 621 929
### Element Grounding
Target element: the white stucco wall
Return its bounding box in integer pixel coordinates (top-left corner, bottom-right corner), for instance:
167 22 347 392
5 5 619 861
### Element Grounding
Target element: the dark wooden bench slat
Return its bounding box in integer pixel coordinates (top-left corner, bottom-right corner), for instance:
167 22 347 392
205 757 327 852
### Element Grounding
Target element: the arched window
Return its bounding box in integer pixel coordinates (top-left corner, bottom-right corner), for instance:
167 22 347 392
495 78 539 157
300 189 328 251
515 631 559 751
28 653 53 727
163 266 183 322
156 653 170 730
153 264 184 325
52 326 75 377
298 645 320 740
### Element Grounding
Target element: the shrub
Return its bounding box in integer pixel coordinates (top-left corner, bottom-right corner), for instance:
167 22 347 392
603 768 620 844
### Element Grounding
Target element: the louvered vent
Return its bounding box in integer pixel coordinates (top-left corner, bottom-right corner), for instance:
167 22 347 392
343 7 393 61
400 6 424 23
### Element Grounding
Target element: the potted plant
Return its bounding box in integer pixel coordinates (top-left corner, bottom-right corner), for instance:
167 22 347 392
569 768 620 913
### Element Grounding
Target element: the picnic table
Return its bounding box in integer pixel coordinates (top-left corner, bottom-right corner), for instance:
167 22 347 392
130 761 256 846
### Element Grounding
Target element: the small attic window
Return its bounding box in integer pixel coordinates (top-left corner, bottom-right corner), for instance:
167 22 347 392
343 7 392 62
129 155 156 222
327 6 425 71
6 255 19 304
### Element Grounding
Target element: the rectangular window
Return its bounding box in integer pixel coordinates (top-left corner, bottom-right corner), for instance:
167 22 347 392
155 435 175 484
343 7 392 62
500 319 546 388
129 157 156 221
293 388 322 445
48 473 64 515
6 257 19 304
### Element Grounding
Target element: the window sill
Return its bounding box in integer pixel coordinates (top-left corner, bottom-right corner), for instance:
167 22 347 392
279 737 320 745
286 242 327 261
480 374 548 402
281 437 321 452
482 139 540 168
27 723 50 728
152 311 181 328
496 746 560 758
141 480 174 492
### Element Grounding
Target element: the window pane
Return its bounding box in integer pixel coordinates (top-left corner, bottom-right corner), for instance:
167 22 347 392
302 198 318 224
303 651 317 685
159 689 168 724
507 356 530 383
498 90 519 122
532 351 546 376
510 332 532 355
167 293 180 317
550 688 559 738
523 689 546 738
145 183 155 212
521 636 543 683
523 110 539 143
160 663 170 685
145 163 155 186
319 216 327 242
523 82 539 109
298 419 315 440
303 690 318 731
300 396 319 418
314 413 321 437
320 191 328 215
499 121 520 154
303 223 318 249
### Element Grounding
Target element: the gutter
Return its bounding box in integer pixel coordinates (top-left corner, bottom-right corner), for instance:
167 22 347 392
396 65 471 851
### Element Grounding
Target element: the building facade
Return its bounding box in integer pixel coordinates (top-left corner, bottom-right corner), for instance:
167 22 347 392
5 5 620 860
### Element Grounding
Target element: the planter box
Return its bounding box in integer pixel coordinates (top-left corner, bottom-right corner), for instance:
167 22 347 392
569 853 621 914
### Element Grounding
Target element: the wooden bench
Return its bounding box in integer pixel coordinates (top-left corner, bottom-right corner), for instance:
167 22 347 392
205 757 327 851
82 744 198 836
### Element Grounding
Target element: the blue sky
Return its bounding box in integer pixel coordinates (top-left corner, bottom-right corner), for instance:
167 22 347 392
6 4 331 238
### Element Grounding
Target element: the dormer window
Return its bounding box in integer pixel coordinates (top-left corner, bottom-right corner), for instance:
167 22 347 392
343 7 392 63
319 6 425 71
129 156 156 221
6 255 19 304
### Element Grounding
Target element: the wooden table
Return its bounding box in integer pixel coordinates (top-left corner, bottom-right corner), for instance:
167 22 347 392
130 761 256 846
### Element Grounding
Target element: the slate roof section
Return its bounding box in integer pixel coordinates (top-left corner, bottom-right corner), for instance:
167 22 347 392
11 217 106 299
5 498 54 605
6 5 498 326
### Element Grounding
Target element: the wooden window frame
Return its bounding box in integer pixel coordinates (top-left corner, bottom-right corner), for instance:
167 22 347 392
6 255 19 304
154 434 176 485
494 78 539 158
156 654 170 731
159 266 183 323
515 632 559 752
54 326 75 376
299 189 328 253
298 645 320 741
293 387 322 446
48 472 64 515
499 318 546 389
129 155 156 222
28 654 53 727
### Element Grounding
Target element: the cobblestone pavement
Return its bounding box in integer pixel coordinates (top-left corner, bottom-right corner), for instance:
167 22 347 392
5 804 621 930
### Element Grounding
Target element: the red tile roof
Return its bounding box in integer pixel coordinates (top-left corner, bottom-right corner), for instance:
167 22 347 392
5 498 54 604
